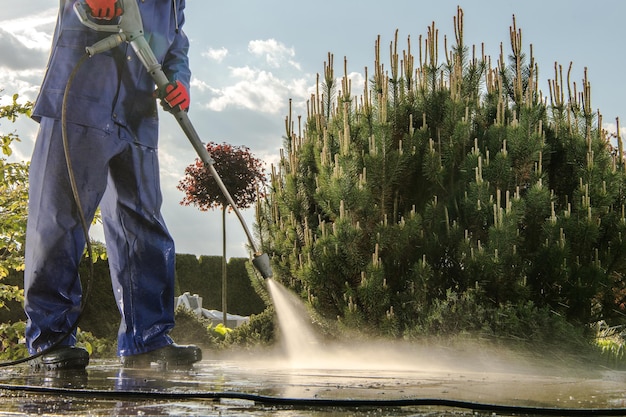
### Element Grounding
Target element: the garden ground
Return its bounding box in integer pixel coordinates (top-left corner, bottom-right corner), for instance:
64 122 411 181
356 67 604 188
1 345 625 416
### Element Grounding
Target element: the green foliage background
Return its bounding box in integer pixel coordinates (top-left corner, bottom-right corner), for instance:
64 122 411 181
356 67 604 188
0 94 31 307
258 9 626 343
0 255 265 342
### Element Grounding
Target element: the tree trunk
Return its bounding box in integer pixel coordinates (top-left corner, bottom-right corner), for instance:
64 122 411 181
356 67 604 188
222 205 227 326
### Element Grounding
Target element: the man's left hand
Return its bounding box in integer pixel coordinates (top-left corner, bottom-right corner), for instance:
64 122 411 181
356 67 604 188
159 80 190 113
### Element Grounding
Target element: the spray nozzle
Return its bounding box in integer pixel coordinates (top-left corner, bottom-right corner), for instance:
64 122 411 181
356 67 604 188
252 253 273 279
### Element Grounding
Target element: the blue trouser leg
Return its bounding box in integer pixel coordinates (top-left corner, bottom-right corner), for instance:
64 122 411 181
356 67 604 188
100 128 175 356
24 118 176 356
25 118 112 353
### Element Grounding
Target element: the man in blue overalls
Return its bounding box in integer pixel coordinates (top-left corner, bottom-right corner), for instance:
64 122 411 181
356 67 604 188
24 0 201 370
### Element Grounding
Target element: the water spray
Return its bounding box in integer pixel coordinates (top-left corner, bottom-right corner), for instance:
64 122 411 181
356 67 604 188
73 0 273 278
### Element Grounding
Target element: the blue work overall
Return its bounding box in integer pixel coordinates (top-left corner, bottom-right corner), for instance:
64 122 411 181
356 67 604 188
24 0 190 357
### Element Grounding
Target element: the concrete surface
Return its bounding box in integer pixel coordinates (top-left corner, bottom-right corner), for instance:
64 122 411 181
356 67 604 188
1 350 626 416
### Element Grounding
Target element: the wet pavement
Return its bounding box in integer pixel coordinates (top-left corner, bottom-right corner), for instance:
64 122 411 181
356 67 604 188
1 347 626 416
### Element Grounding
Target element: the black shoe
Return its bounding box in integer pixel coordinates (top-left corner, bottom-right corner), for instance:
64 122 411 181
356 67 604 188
121 343 202 368
30 346 90 371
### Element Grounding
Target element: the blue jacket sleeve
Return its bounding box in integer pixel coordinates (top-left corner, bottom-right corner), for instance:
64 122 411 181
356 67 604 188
162 0 191 92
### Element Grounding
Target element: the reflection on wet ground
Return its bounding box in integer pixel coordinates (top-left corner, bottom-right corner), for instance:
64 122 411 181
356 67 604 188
1 352 626 416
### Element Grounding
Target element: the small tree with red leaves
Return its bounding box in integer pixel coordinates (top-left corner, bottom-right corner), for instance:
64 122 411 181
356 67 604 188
177 142 266 324
178 142 266 212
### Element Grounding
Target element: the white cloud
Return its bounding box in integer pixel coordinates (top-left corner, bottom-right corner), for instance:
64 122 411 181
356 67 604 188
0 8 54 101
0 69 43 101
248 39 299 69
602 121 626 150
343 71 366 99
190 77 215 93
190 39 313 115
205 66 309 114
0 9 56 50
201 47 228 63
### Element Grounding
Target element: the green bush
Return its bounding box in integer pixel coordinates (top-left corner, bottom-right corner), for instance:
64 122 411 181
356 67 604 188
225 307 275 348
594 321 626 369
76 329 116 358
403 288 588 351
170 307 222 348
170 306 275 350
259 7 626 342
0 321 27 360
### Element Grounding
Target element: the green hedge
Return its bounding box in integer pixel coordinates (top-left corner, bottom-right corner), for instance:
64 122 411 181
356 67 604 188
0 254 267 339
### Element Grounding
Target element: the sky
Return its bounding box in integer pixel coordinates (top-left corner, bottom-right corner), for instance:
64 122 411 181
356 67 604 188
1 0 626 259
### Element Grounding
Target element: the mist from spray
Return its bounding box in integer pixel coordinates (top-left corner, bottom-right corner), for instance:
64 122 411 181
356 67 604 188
263 278 585 378
266 278 462 373
267 278 496 373
194 279 605 405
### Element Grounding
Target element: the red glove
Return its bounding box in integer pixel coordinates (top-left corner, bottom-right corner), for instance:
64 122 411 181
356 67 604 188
84 0 122 20
160 80 190 112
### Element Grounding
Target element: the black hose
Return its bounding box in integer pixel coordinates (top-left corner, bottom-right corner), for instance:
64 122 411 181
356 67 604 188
0 383 625 416
0 53 94 367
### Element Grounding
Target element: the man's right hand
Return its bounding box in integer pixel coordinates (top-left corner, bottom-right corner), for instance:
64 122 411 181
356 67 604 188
84 0 122 20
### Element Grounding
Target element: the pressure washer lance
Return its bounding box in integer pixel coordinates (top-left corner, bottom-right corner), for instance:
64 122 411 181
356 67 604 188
73 0 272 278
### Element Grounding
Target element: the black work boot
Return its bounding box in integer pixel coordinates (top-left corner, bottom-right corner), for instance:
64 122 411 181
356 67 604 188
121 343 202 368
30 346 90 371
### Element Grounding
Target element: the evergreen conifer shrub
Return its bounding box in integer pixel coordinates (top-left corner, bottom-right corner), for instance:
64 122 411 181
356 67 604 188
259 8 626 341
